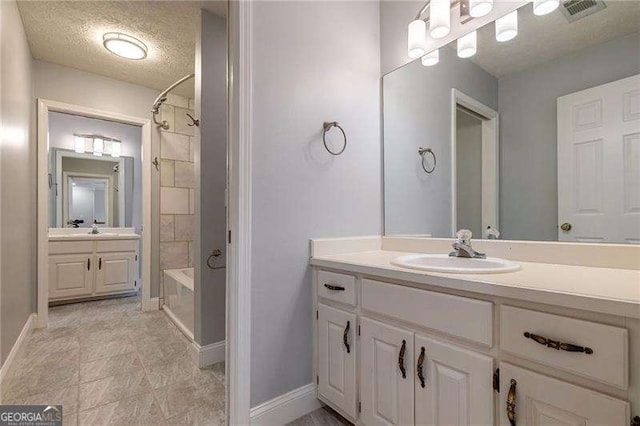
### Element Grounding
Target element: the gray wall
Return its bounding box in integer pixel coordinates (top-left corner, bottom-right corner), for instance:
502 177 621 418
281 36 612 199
383 46 498 237
48 112 142 232
250 1 382 406
194 10 227 347
34 60 162 297
0 0 36 363
456 109 482 236
498 32 640 241
380 0 423 75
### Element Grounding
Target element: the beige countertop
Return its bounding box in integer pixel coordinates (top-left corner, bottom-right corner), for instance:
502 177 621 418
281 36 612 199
48 233 141 242
311 250 640 319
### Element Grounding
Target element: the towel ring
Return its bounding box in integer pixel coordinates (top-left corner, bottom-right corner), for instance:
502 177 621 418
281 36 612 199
418 147 436 174
322 121 347 155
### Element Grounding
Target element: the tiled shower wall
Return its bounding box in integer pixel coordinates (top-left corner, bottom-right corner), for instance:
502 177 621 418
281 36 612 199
159 94 196 279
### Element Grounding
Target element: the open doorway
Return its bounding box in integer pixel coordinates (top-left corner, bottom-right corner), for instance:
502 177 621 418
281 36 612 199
451 89 499 239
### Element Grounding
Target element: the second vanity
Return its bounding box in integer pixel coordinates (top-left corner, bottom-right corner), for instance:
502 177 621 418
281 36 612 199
48 228 140 303
311 237 640 425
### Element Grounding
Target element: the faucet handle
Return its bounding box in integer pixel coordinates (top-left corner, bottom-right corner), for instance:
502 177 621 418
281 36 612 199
455 229 473 244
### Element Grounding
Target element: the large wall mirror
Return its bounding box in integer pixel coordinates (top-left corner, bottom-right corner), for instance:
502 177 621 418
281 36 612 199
383 1 640 243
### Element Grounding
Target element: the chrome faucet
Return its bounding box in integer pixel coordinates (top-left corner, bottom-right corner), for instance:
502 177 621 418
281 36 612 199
449 229 486 259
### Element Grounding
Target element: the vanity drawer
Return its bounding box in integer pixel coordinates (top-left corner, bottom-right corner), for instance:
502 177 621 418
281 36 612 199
361 279 493 346
49 241 94 255
500 305 628 389
317 270 356 306
96 240 139 253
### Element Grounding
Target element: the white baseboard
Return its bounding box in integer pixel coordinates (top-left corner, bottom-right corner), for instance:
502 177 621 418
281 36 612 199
0 313 35 400
189 340 225 368
142 297 160 311
250 383 321 426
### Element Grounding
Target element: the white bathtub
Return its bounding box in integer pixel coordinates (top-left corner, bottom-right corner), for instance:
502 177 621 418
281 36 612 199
163 267 194 337
164 267 194 291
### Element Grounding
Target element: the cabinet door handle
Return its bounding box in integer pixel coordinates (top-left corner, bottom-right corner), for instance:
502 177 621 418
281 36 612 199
524 332 593 354
324 283 345 291
87 258 91 270
398 340 407 378
417 346 426 388
343 321 351 354
507 379 517 426
99 257 102 270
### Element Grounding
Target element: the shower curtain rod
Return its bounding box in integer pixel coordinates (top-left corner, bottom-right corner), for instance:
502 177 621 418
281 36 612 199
151 73 195 114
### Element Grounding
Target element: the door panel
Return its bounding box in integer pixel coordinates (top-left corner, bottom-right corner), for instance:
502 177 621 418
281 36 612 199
95 252 136 294
317 303 357 419
48 254 93 299
499 362 629 426
415 334 494 426
360 317 414 426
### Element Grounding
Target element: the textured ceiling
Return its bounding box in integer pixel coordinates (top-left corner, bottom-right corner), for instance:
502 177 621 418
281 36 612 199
17 1 226 97
464 0 640 77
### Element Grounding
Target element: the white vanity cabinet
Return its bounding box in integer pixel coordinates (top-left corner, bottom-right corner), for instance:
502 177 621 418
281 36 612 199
49 236 139 302
313 266 635 426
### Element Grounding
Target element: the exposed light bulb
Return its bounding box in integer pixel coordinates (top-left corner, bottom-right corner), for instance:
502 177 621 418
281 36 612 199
74 136 85 153
469 0 493 18
457 31 477 58
495 10 518 42
407 20 428 58
421 49 439 66
430 0 451 39
533 0 559 16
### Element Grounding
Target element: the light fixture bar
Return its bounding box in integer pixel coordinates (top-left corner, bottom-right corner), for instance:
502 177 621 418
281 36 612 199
72 134 122 158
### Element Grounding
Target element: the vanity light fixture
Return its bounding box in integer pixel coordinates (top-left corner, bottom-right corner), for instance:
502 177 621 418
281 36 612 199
430 0 451 38
421 49 440 66
495 10 518 42
457 30 477 58
533 0 560 16
111 140 121 158
103 32 148 60
74 134 121 158
93 138 104 157
408 19 428 58
74 136 86 153
469 0 493 18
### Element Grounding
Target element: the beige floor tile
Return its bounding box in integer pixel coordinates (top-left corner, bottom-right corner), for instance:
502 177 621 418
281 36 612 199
78 369 151 411
77 392 166 426
80 352 144 383
5 385 79 415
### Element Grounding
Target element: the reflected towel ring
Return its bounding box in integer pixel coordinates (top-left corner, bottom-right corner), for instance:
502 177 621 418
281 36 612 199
322 121 347 155
418 147 436 173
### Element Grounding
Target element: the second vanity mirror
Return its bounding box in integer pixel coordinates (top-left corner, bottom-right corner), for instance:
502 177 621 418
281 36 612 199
383 1 640 243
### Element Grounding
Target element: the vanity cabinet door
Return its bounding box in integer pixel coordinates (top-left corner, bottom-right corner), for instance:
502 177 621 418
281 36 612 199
48 254 93 299
499 362 629 426
94 252 137 294
317 303 357 419
360 317 414 426
415 334 494 426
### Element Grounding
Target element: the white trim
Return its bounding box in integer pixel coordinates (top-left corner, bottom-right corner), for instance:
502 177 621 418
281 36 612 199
450 89 499 238
189 340 226 368
0 313 35 399
250 383 321 426
227 0 253 424
142 296 160 312
37 99 154 327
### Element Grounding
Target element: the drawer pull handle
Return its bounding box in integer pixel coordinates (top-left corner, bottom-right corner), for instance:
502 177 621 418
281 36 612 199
507 379 517 426
324 283 345 291
524 332 593 355
343 321 351 353
398 340 407 378
417 346 426 388
99 257 103 270
87 258 91 270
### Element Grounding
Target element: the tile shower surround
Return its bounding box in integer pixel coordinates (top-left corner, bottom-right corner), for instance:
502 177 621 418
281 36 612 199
159 96 196 276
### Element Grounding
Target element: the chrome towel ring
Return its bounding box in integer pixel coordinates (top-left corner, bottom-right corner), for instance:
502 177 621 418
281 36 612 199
418 147 436 174
322 121 347 155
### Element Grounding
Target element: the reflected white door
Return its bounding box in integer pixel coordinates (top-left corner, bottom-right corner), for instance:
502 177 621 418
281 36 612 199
557 74 640 242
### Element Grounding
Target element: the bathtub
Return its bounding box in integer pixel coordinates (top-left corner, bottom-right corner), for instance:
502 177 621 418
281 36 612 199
163 267 194 338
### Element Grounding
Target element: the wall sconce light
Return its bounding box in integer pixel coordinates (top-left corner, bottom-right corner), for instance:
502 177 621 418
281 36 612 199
421 49 440 66
457 30 477 58
93 138 104 157
533 0 559 16
495 10 518 42
73 134 121 158
74 136 86 153
469 0 493 18
430 0 451 38
408 19 428 58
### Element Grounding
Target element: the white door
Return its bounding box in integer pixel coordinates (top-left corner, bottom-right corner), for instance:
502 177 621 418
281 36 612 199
360 317 414 426
558 74 640 243
48 254 93 299
317 303 357 419
415 334 494 426
499 362 629 425
95 252 137 294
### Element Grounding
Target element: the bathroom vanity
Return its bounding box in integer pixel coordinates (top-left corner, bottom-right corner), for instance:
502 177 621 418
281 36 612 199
311 237 639 425
48 228 140 303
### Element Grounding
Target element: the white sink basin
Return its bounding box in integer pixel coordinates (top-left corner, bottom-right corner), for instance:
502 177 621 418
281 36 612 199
391 254 520 274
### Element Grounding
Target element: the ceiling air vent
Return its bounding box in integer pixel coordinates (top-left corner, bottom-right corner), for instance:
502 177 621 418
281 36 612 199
561 0 607 23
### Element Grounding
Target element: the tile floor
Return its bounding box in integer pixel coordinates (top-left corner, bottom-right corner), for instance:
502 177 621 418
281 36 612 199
288 406 352 426
1 295 225 425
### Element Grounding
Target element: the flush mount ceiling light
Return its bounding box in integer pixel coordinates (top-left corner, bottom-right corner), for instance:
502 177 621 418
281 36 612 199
469 0 493 18
533 0 560 16
457 30 477 58
421 49 440 66
495 10 518 42
103 32 148 60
